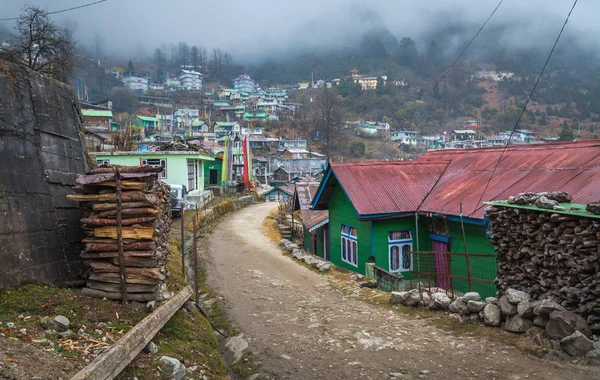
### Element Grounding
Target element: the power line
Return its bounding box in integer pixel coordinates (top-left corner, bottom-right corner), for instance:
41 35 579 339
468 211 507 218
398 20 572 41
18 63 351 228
470 0 578 217
0 0 108 21
369 0 504 160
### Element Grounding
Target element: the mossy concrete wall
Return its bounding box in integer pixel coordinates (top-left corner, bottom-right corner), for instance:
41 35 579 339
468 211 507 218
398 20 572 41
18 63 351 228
0 61 87 289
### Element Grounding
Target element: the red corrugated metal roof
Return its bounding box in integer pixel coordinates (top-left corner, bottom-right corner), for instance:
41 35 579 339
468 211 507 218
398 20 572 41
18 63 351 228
330 161 449 217
419 140 600 218
304 210 329 231
294 182 329 230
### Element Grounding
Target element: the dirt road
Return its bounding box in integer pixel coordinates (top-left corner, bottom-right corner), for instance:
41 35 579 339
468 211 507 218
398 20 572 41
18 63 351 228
206 203 598 380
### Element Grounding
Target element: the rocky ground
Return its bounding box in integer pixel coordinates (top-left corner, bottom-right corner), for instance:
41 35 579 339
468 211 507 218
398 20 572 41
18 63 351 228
205 203 600 380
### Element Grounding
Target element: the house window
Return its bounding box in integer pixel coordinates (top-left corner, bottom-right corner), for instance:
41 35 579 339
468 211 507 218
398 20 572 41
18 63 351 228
389 230 412 273
187 159 196 191
341 224 358 267
142 158 167 178
96 159 110 166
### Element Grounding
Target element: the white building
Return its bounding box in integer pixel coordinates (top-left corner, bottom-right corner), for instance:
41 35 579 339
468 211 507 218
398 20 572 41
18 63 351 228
178 70 203 90
233 74 259 93
390 130 419 145
122 74 149 92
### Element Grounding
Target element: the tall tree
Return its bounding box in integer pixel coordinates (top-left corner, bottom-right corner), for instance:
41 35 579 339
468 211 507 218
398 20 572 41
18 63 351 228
127 59 135 73
396 37 419 68
93 33 103 61
314 87 343 163
190 45 199 71
8 5 74 83
178 42 190 67
154 48 166 82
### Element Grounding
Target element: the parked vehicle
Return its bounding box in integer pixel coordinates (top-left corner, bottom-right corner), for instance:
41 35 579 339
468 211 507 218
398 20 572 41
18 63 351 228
170 184 188 217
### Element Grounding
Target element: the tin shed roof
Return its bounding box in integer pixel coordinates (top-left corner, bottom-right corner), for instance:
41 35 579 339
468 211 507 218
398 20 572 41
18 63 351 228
418 140 600 219
293 182 329 230
313 161 449 218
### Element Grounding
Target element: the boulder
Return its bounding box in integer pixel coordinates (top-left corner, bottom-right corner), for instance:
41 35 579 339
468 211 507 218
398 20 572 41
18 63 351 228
483 304 501 326
532 300 565 319
279 239 288 246
143 341 158 354
469 313 480 322
420 291 431 307
429 292 452 310
223 334 249 363
448 299 466 314
41 315 70 332
525 327 552 349
533 317 548 328
517 301 535 319
288 243 299 251
390 291 407 305
586 349 600 366
498 296 517 316
506 288 531 304
462 292 481 302
467 300 486 313
292 249 303 260
546 310 591 340
403 290 421 307
505 315 534 333
303 255 318 266
535 196 558 210
159 356 186 380
560 331 594 357
317 262 331 272
485 297 499 305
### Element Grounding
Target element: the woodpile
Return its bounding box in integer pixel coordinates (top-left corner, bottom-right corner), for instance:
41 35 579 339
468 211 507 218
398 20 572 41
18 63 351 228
487 196 600 328
67 165 172 302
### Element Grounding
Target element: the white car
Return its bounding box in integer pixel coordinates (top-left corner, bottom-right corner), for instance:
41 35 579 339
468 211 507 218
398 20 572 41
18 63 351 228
170 184 188 217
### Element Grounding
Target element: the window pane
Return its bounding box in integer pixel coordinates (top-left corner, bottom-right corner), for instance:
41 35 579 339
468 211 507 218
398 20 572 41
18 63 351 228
341 225 348 235
342 237 347 261
352 241 357 265
389 230 411 241
349 227 357 237
391 246 399 271
402 245 411 269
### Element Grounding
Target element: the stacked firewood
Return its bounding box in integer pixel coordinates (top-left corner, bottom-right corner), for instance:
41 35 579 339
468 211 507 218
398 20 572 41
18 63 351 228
487 199 600 322
67 165 172 302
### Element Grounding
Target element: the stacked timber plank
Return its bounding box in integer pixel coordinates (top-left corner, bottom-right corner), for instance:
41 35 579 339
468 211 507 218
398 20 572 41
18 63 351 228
67 165 172 302
487 193 600 329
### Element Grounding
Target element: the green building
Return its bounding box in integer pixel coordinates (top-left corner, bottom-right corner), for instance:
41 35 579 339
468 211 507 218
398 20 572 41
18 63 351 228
94 150 214 203
204 155 223 187
311 141 600 297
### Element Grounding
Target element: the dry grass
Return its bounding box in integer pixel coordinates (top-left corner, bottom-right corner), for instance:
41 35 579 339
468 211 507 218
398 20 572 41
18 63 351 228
262 209 281 244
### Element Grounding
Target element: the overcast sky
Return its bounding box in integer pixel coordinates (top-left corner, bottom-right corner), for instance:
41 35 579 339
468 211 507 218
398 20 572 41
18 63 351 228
2 0 598 62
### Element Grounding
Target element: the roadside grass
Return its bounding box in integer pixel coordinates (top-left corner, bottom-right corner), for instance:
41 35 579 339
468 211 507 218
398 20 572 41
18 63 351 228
262 209 282 244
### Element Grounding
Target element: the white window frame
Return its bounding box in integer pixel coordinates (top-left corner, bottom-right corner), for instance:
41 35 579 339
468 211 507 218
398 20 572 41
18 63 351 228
341 224 358 267
388 230 413 273
142 158 167 179
96 159 110 166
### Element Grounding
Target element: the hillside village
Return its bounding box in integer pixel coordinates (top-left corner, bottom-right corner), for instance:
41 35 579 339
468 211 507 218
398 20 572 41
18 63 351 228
2 1 600 380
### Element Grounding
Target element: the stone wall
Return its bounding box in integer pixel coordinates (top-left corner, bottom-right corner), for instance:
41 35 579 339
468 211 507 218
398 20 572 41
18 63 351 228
0 61 87 289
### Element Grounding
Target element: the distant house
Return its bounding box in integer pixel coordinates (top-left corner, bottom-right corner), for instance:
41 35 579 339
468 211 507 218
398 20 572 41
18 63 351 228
93 150 215 204
515 129 535 143
81 108 115 152
390 130 419 145
122 73 149 92
213 121 241 136
350 69 385 91
293 182 329 258
178 70 203 90
204 154 223 187
264 185 294 202
233 74 259 93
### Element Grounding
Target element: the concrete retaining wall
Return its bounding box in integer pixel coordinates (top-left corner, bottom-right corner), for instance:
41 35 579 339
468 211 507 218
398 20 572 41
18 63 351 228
0 61 87 288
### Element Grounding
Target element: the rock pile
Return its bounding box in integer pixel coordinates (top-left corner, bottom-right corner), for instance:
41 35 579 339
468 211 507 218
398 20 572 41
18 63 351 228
279 239 331 272
67 165 172 302
487 197 600 332
390 287 599 361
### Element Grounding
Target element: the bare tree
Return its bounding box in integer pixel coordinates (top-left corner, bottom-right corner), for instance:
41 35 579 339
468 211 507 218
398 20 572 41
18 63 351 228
314 87 343 163
93 33 103 61
190 45 199 71
178 42 190 68
199 47 207 72
223 52 232 77
154 48 166 82
9 5 75 83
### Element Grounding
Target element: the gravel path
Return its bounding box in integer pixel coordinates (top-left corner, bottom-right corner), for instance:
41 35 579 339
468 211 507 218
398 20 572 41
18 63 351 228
205 203 599 380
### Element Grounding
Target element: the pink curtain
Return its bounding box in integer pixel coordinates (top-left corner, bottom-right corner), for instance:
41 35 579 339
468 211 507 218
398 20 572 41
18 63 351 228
432 240 451 290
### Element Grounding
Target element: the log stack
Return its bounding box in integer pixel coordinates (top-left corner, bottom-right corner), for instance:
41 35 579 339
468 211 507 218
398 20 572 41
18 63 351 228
487 195 600 331
67 165 172 302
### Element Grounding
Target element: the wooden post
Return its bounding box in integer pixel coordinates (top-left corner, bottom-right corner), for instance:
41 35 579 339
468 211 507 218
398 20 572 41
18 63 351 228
425 251 431 290
180 206 186 280
192 217 199 304
113 167 128 304
460 203 473 292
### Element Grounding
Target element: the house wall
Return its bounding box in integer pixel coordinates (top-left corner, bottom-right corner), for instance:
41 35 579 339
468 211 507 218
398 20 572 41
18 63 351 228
204 158 223 187
94 154 207 196
303 227 325 258
328 185 371 274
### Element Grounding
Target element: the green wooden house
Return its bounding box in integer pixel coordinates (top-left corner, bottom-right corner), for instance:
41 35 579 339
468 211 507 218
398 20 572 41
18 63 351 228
94 150 214 205
311 141 600 297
